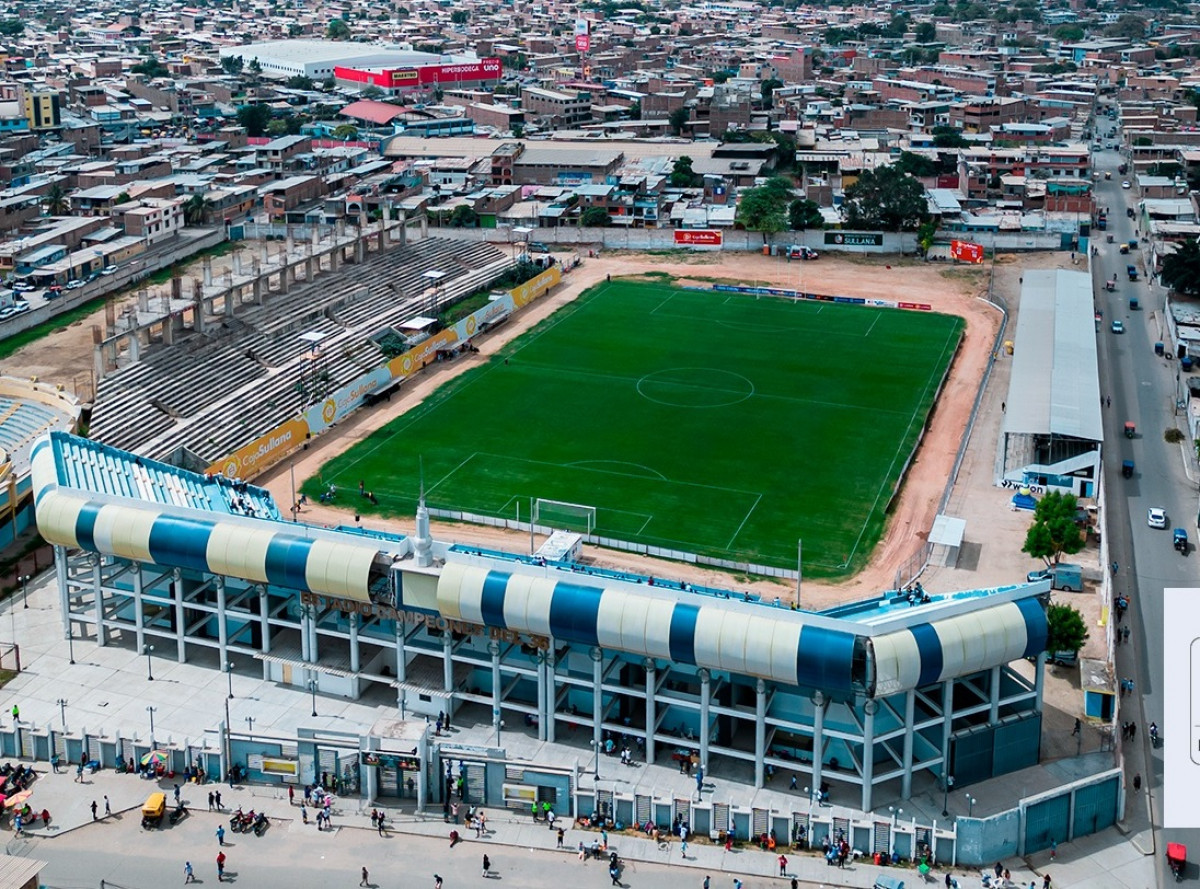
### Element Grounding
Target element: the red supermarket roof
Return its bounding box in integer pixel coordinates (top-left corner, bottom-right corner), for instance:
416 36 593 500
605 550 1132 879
339 100 409 126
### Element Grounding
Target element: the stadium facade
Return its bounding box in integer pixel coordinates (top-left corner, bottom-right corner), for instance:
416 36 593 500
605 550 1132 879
33 431 1050 811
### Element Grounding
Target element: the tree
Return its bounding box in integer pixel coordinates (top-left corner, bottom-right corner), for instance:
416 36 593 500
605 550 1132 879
1103 14 1144 40
1160 238 1200 296
286 75 315 90
669 106 690 137
627 101 641 120
184 193 210 225
736 176 794 243
248 58 263 77
1045 603 1089 657
332 124 359 140
1021 491 1085 566
0 18 23 36
669 156 698 188
448 205 479 228
931 125 967 148
361 85 384 100
711 70 731 84
114 192 131 205
43 183 69 216
917 219 938 253
220 55 243 77
236 103 272 137
788 199 823 231
580 207 611 227
131 55 168 77
327 18 352 39
450 9 469 23
1053 24 1084 41
760 77 783 109
843 166 927 231
266 119 290 136
914 22 936 42
894 151 937 178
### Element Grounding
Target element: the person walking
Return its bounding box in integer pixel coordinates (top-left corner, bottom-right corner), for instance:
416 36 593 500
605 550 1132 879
377 812 386 836
682 839 689 858
1049 839 1057 861
10 704 18 723
779 853 788 875
216 825 225 845
557 827 565 848
434 875 444 889
361 866 370 887
90 800 98 821
214 790 222 810
703 877 710 889
482 855 491 877
184 862 195 884
174 784 181 805
104 795 111 817
289 785 295 806
216 851 226 883
301 805 308 825
208 791 215 811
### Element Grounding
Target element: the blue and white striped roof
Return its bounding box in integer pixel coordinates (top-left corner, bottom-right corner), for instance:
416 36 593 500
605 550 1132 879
33 432 1049 698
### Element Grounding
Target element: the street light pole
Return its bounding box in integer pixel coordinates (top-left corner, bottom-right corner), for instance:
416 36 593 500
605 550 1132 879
144 643 155 681
225 661 235 699
20 574 29 609
942 774 954 818
57 698 67 733
67 618 75 664
966 794 976 817
309 678 318 717
147 705 157 749
590 739 600 783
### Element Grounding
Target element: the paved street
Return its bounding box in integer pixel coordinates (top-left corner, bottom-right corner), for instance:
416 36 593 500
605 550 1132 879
1090 120 1200 884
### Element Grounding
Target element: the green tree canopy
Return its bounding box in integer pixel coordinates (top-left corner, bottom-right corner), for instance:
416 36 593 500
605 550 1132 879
332 123 358 140
760 78 784 109
327 18 352 39
670 156 698 188
448 205 479 228
788 198 823 231
894 151 937 178
450 10 469 23
1161 238 1200 296
843 166 927 231
1045 603 1089 656
0 18 23 36
580 206 611 227
43 182 69 216
184 193 210 225
220 55 243 76
668 106 690 136
931 125 967 148
1021 491 1085 565
1103 13 1144 40
131 55 168 77
736 176 794 242
236 103 272 137
1053 24 1084 41
914 22 936 42
286 75 315 90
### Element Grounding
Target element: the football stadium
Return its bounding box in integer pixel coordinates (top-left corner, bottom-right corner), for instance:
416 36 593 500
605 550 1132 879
28 226 1066 826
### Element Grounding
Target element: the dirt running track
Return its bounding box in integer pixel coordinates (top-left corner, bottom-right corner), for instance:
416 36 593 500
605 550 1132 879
5 248 997 608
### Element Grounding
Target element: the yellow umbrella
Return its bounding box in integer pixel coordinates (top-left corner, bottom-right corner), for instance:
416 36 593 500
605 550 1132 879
4 789 31 808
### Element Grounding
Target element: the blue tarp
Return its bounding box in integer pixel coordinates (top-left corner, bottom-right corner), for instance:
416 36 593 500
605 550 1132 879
1012 493 1038 511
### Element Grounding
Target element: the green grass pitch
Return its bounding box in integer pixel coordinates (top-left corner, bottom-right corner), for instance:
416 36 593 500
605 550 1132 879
305 280 964 576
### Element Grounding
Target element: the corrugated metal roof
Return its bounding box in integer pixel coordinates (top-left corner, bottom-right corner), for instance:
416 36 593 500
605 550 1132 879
1005 269 1102 442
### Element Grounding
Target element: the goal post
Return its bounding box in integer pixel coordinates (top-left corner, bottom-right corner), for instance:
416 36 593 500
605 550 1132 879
532 498 596 535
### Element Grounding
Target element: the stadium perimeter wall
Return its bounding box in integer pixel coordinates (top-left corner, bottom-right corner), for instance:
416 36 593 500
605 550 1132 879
208 265 562 480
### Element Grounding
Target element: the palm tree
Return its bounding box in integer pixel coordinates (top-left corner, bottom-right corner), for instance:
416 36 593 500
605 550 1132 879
183 193 210 226
1160 238 1200 296
44 182 69 216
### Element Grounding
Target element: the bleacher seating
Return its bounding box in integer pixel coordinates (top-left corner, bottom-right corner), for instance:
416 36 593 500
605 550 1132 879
0 399 72 471
88 236 510 467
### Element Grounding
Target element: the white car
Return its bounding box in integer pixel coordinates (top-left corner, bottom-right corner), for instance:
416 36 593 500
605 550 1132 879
100 265 118 275
1121 181 1131 189
1148 507 1167 529
66 279 85 290
10 281 34 292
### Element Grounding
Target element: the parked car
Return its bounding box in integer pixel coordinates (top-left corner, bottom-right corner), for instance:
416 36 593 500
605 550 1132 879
1148 508 1167 529
100 265 119 275
1121 180 1131 189
66 279 85 290
11 281 34 292
1111 320 1125 334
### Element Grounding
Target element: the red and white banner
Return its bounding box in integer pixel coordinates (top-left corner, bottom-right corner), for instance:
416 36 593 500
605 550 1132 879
674 229 723 246
575 18 590 53
334 59 502 90
950 239 984 263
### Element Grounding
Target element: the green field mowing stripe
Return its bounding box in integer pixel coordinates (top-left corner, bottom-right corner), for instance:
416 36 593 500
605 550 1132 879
305 280 964 576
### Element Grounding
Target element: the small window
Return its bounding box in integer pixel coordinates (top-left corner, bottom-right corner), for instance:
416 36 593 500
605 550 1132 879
419 693 432 702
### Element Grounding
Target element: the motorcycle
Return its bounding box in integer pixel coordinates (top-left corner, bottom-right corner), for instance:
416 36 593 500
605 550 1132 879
253 812 270 836
169 803 188 825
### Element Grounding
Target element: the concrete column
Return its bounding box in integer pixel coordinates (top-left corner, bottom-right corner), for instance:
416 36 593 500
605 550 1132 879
941 679 954 771
311 228 320 251
216 576 228 669
861 699 877 812
490 641 502 726
536 655 547 742
260 243 269 267
395 623 408 715
306 258 315 281
754 678 767 789
232 252 243 276
92 555 107 646
644 659 657 764
989 665 1001 724
398 220 407 246
349 613 361 697
1034 652 1047 712
699 669 711 772
172 568 186 663
202 257 213 287
591 647 604 751
355 236 365 264
133 563 145 655
544 649 556 743
308 605 320 664
55 545 69 636
286 229 295 257
258 587 271 680
811 691 826 794
442 632 454 693
900 691 916 799
300 608 311 663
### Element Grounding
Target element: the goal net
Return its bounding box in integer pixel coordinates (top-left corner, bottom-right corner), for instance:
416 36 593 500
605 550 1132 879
532 498 596 535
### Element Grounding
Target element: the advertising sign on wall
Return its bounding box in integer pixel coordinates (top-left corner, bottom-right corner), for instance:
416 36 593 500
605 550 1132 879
674 230 723 246
823 231 884 247
305 366 394 436
950 239 985 264
208 416 310 478
574 18 591 53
